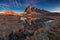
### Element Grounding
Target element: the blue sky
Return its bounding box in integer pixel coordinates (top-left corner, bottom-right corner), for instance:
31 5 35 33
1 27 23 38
0 0 60 13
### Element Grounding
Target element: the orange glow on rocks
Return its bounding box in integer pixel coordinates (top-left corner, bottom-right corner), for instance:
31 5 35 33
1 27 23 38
0 11 24 17
3 11 17 15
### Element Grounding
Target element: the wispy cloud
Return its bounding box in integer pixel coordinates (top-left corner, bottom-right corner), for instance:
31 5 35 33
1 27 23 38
50 6 60 13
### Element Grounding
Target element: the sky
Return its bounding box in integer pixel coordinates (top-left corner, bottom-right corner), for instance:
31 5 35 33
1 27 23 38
0 0 60 13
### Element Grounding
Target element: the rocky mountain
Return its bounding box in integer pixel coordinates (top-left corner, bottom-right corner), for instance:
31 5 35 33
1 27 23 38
0 6 60 40
24 6 60 40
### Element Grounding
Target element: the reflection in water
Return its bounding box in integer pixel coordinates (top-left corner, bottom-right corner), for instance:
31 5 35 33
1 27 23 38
20 18 28 26
20 17 54 26
44 20 54 24
19 18 54 40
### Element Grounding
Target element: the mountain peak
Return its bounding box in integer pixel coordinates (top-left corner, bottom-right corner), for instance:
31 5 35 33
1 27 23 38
25 6 50 14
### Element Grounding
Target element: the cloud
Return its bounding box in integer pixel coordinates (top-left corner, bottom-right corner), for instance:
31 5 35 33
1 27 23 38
51 6 60 13
14 0 39 7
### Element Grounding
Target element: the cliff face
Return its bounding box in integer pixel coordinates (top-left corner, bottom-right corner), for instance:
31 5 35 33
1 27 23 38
23 6 60 25
24 6 60 19
25 6 49 14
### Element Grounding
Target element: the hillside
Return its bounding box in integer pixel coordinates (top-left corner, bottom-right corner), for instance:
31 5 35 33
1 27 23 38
0 6 60 40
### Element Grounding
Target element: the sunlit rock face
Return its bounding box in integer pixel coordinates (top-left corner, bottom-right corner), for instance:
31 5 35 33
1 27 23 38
24 6 43 18
21 6 60 30
25 6 60 18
